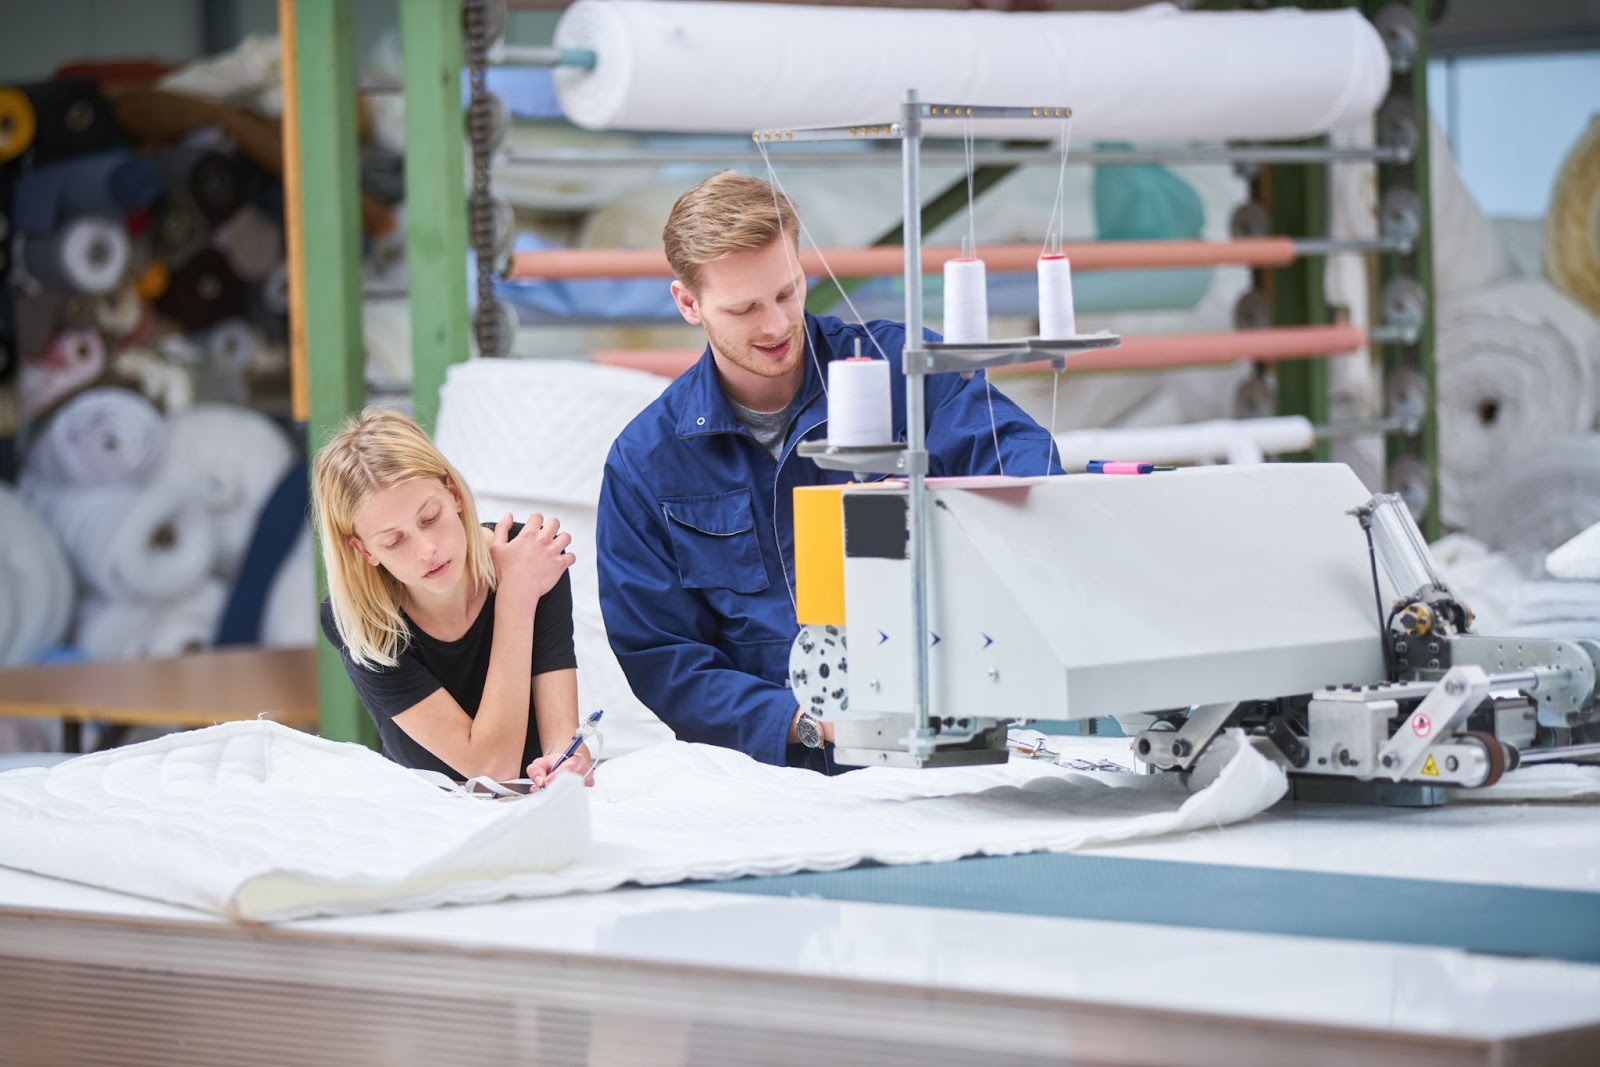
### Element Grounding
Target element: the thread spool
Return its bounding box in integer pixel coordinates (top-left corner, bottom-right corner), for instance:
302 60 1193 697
827 356 892 447
1037 254 1077 339
942 257 989 344
23 216 130 294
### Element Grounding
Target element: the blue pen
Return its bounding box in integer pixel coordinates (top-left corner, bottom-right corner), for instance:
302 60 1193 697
543 709 603 783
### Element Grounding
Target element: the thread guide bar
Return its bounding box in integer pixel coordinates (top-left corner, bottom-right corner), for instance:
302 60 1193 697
752 104 1073 144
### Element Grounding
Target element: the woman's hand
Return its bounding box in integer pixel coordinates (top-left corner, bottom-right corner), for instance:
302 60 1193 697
527 744 594 789
489 512 575 605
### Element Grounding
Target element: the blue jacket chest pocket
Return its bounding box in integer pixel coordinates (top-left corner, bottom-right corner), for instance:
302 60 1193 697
662 489 770 594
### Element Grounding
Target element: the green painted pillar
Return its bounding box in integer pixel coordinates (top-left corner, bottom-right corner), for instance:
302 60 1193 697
1268 153 1331 461
400 0 471 429
289 0 375 748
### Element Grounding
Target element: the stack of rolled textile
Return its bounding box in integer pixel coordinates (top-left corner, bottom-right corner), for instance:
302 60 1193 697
20 390 295 661
0 483 74 666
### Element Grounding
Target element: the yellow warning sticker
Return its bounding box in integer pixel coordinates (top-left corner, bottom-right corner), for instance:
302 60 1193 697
1420 754 1440 777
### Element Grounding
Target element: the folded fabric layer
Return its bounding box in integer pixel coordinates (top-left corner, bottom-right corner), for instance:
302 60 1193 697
0 722 591 921
0 720 1285 922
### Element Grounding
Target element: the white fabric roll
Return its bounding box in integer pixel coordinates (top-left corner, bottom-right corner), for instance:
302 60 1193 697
77 580 229 661
1437 279 1600 530
0 487 74 666
23 387 166 486
23 480 215 602
436 359 675 758
153 403 298 579
1471 436 1600 557
826 358 893 447
554 1 1387 140
1053 416 1315 469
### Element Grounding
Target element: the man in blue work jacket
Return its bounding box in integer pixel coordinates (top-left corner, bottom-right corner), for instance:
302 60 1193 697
596 172 1063 774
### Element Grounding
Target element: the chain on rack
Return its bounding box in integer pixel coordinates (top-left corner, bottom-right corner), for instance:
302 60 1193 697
463 0 515 358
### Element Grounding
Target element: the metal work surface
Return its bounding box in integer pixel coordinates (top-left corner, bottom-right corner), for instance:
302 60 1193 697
3 778 1600 1067
699 851 1600 965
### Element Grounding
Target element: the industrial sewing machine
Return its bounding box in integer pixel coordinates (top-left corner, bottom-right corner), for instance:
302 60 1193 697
787 464 1600 804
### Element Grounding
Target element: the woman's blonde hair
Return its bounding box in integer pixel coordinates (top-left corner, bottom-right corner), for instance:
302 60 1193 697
662 171 798 291
311 406 494 668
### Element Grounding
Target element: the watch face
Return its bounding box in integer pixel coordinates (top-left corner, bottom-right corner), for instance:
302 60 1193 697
797 713 823 749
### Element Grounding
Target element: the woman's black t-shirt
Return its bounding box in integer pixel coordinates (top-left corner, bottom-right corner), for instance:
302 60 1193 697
320 524 577 779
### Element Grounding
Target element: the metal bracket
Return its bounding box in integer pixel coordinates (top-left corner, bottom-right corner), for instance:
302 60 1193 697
1375 665 1490 780
1134 702 1239 772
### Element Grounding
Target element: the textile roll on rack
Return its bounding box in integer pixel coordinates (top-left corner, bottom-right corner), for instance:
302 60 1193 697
1435 279 1599 530
155 247 248 329
20 479 214 602
9 151 163 234
152 403 297 578
553 0 1388 139
21 216 129 293
1471 437 1600 558
23 387 166 486
0 486 73 667
1545 115 1600 317
0 80 121 164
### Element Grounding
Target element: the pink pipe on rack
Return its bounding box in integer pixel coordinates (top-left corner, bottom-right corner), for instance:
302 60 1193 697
591 324 1368 380
508 237 1302 281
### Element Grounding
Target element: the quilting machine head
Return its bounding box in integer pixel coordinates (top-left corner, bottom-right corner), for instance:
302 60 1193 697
788 466 1600 803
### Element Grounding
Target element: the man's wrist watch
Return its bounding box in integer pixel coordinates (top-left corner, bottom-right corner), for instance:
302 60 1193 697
794 711 824 749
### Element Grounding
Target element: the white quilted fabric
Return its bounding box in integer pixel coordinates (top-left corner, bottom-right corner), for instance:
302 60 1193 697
435 358 667 507
0 720 1290 923
1547 520 1600 581
0 721 590 922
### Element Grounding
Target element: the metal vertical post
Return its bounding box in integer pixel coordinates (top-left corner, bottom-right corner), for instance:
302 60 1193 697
282 0 374 747
900 89 934 758
1377 0 1439 538
399 0 471 429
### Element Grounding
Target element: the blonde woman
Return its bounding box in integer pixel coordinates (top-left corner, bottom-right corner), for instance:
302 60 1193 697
312 407 590 787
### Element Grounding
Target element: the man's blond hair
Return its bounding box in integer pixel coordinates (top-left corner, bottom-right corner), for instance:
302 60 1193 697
662 171 798 291
311 406 495 669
